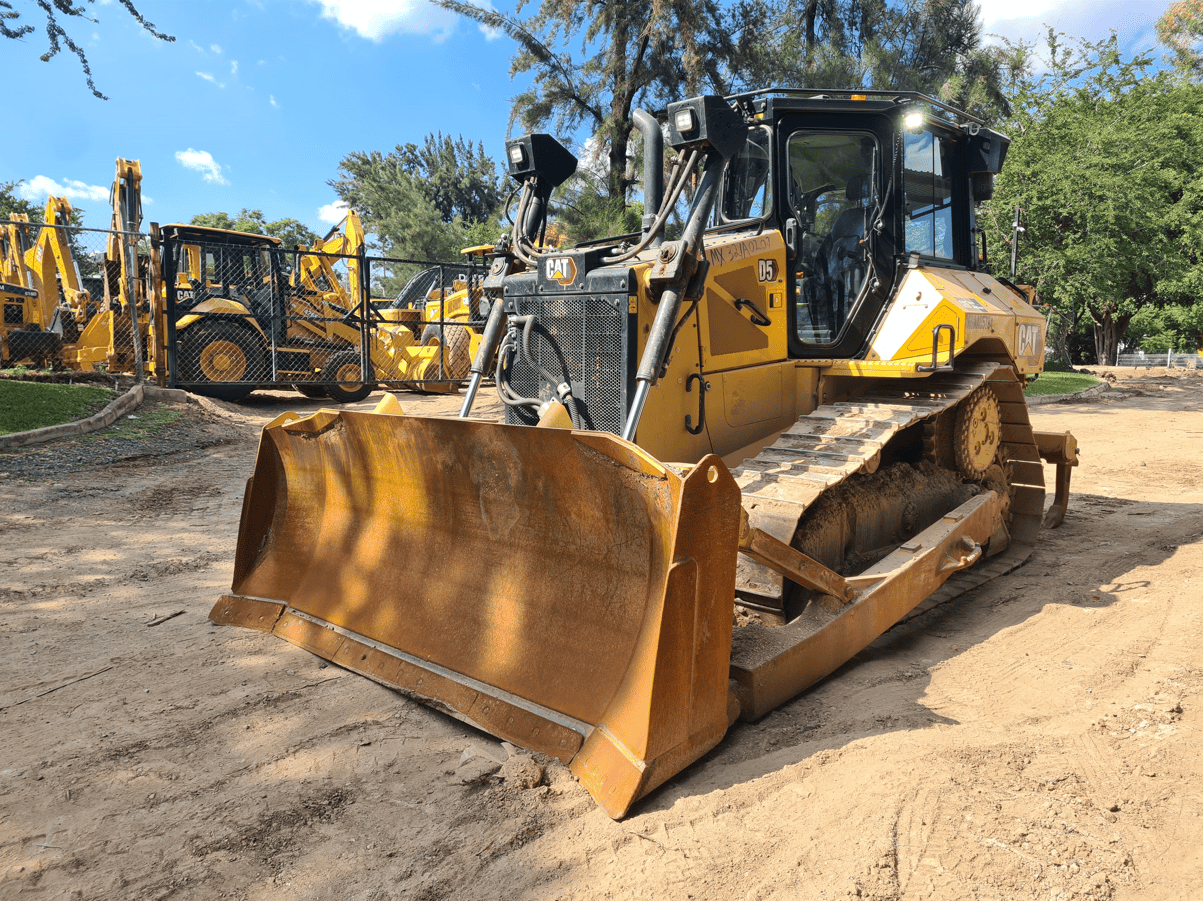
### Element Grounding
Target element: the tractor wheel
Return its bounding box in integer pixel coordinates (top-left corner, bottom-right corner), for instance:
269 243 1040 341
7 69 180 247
178 321 262 402
420 323 472 380
323 350 375 404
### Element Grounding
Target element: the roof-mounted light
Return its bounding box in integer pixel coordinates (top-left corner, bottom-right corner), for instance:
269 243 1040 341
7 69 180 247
904 110 926 131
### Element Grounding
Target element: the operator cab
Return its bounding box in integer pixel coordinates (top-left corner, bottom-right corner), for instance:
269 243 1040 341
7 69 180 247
713 90 1007 360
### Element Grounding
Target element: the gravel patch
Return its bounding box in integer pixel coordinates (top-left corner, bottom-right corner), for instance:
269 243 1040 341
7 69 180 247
0 399 251 483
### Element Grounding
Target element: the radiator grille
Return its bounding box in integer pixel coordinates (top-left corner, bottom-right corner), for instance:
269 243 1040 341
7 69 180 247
504 291 628 434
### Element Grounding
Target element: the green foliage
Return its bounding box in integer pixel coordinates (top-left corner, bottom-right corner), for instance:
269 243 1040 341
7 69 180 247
1129 305 1203 353
438 0 735 205
188 209 319 248
554 173 645 245
0 380 116 435
984 34 1203 364
438 0 1012 247
0 180 41 223
1158 0 1203 77
732 0 1016 121
330 132 505 264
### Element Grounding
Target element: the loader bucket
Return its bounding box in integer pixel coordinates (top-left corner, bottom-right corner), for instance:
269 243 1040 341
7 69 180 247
210 406 743 818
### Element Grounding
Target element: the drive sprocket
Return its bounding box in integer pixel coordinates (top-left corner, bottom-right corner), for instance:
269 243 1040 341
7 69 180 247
953 386 1001 479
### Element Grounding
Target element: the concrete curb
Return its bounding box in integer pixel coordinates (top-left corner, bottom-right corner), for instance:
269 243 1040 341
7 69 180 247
0 383 144 450
1025 382 1109 406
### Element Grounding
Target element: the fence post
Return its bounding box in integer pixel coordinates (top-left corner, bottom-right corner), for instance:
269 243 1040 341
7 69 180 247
162 230 179 389
359 248 370 381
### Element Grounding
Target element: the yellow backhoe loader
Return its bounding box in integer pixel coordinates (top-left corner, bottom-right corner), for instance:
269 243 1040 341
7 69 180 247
210 91 1079 818
287 211 479 398
0 214 48 365
3 196 95 367
162 212 480 402
1 161 158 375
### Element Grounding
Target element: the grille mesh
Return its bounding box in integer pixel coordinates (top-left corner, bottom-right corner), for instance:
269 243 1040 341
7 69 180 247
504 292 627 434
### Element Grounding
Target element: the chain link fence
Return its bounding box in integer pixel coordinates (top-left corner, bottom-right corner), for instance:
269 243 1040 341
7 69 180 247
159 227 488 401
3 218 490 402
1115 351 1203 369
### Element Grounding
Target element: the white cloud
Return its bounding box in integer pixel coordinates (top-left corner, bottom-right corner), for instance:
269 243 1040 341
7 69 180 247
306 0 457 42
211 43 222 54
269 94 279 108
318 200 349 224
17 175 109 203
188 39 205 52
175 149 229 186
231 60 239 75
196 71 224 88
977 0 1163 52
977 0 1060 27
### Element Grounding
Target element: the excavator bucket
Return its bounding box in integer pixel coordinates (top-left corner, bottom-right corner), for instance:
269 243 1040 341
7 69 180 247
210 402 744 818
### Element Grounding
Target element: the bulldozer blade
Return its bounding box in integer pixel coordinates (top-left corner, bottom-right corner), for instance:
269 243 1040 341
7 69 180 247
210 408 744 819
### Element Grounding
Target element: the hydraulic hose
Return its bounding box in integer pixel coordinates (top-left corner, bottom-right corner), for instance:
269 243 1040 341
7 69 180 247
459 289 509 418
491 315 583 429
621 153 726 443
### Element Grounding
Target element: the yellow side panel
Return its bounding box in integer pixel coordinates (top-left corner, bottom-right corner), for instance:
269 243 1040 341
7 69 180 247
842 266 1046 376
705 361 804 464
695 231 788 372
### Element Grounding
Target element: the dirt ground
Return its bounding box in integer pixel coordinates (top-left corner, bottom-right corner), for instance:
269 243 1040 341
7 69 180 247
2 369 1201 901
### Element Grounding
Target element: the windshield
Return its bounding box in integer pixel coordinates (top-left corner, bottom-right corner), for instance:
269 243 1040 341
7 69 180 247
787 131 877 344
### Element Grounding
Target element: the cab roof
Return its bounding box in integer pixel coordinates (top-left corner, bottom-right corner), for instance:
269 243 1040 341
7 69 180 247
159 224 282 246
727 87 987 128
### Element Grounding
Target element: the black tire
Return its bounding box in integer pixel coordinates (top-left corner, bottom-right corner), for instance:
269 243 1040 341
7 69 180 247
177 320 263 403
323 350 375 403
292 384 328 399
420 323 472 380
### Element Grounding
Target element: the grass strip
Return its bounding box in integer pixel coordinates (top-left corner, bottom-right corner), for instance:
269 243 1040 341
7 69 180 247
1024 370 1102 397
0 381 117 435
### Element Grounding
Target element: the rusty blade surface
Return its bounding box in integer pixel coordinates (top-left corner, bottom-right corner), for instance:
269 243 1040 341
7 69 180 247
212 409 743 819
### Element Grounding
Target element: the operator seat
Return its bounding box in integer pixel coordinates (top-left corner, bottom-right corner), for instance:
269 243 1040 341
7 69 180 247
814 177 870 338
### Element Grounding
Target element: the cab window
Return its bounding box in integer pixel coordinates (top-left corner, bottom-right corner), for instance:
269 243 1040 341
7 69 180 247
719 126 772 222
787 131 877 345
903 129 956 259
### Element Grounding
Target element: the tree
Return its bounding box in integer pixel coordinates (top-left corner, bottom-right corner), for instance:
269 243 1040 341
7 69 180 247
730 0 1017 120
189 209 319 248
329 133 505 264
438 0 735 203
2 0 174 99
1 180 43 222
984 34 1203 364
1158 0 1203 78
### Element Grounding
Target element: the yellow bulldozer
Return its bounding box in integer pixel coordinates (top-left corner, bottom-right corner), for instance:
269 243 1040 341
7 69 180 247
210 90 1079 818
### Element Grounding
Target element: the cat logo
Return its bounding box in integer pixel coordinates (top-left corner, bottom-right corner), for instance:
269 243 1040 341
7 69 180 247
545 256 577 285
1017 323 1043 358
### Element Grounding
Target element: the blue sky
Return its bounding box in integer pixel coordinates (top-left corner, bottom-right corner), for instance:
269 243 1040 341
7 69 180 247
3 0 1177 231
